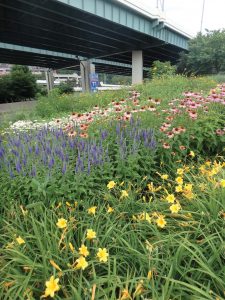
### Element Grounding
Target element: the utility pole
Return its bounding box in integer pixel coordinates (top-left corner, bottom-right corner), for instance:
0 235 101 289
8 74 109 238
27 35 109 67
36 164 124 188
156 0 165 12
200 0 206 33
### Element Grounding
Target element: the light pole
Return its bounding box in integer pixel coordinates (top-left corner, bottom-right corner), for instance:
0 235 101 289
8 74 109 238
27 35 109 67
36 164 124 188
200 0 206 33
156 0 165 12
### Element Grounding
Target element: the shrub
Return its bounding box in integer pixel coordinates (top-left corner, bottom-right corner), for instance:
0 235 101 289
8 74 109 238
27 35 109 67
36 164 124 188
58 81 74 95
149 60 176 79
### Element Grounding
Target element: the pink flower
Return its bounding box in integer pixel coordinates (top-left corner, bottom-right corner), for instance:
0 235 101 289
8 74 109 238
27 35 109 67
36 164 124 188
166 131 174 138
216 129 224 136
188 110 197 119
163 142 170 149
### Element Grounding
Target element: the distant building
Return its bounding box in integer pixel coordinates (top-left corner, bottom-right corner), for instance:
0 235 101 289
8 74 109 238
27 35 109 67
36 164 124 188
0 64 11 76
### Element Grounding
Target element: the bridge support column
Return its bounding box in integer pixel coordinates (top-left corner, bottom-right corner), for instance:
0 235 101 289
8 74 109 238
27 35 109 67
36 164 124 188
45 69 54 94
132 50 143 85
80 60 95 92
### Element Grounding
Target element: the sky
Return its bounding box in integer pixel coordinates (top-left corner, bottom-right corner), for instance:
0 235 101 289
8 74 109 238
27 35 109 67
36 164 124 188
126 0 225 36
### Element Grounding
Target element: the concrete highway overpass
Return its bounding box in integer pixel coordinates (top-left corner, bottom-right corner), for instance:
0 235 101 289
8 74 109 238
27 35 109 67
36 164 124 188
0 0 191 89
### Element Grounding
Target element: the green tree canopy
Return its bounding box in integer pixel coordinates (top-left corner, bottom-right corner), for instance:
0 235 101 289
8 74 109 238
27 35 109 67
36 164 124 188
177 29 225 75
0 65 37 103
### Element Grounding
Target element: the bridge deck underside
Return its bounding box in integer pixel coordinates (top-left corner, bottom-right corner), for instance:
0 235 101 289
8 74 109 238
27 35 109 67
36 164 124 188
0 0 186 74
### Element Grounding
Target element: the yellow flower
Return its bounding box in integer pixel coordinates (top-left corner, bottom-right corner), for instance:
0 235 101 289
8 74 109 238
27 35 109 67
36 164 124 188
120 289 132 300
147 182 161 192
49 260 62 271
121 190 129 198
147 270 152 280
175 185 183 192
107 206 114 213
169 203 181 214
220 179 225 187
138 212 151 223
86 229 96 240
43 275 60 298
166 194 175 203
87 206 97 215
198 183 206 191
183 189 194 200
145 240 153 253
96 248 109 262
75 256 88 270
177 168 184 175
189 151 195 158
161 174 168 180
156 215 167 228
69 242 75 253
133 280 144 298
16 236 25 245
107 181 116 189
56 218 67 229
66 201 71 207
175 176 183 185
184 184 193 191
79 244 89 257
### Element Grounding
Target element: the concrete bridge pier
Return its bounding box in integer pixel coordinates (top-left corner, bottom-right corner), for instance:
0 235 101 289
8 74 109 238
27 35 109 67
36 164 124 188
80 60 95 92
45 69 54 93
132 50 143 85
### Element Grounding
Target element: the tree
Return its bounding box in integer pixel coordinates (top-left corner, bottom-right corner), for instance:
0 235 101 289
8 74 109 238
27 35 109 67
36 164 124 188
10 65 37 100
177 30 225 75
0 75 13 103
0 65 38 103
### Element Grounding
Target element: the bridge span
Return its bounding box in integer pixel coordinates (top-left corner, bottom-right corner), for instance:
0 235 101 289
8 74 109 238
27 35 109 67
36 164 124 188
0 0 191 91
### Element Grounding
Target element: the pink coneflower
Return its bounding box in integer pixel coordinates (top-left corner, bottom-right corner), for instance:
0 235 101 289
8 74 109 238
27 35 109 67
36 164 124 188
80 124 89 131
148 105 156 111
160 126 167 132
163 122 171 128
189 102 198 109
178 126 186 133
163 142 170 149
172 127 181 134
68 131 77 137
166 116 174 121
179 145 186 150
87 117 93 123
215 129 224 136
123 115 131 121
154 99 161 105
189 110 197 119
79 132 88 138
133 99 139 104
140 106 146 111
166 131 174 138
